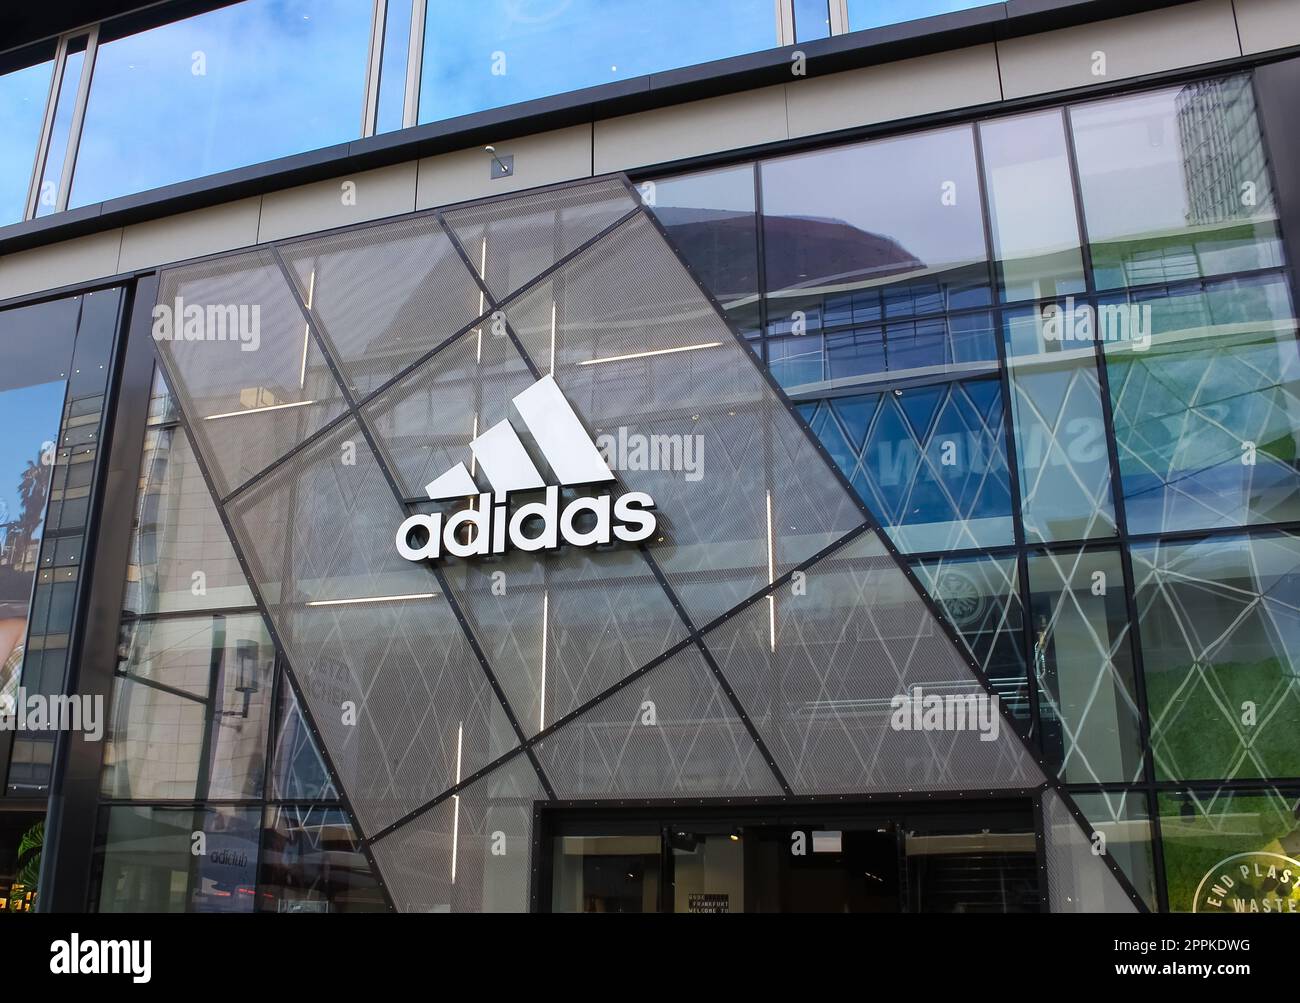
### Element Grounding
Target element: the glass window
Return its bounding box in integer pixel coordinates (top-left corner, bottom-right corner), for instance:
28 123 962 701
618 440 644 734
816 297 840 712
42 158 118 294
100 613 274 801
33 38 86 218
0 298 77 722
0 46 54 225
847 1 997 33
419 0 775 124
1159 787 1300 913
770 333 824 388
647 165 760 337
979 109 1086 303
1072 790 1158 909
1070 75 1282 290
802 377 1015 552
1028 547 1144 785
904 822 1039 913
270 676 337 802
794 0 831 41
913 553 1031 731
258 806 386 912
146 368 177 428
1003 301 1117 543
123 426 256 617
1104 274 1300 535
825 313 998 385
552 835 663 913
70 1 373 207
761 125 991 364
1134 532 1300 783
95 805 260 912
375 0 414 134
6 288 120 795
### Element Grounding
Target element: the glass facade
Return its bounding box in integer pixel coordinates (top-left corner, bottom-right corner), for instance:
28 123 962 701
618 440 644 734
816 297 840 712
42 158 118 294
419 0 776 124
93 369 387 912
648 72 1300 912
0 45 54 225
71 1 374 208
0 0 1294 915
0 0 1024 220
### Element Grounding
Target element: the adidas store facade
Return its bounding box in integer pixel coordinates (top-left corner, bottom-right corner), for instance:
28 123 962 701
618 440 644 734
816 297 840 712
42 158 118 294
0 0 1298 917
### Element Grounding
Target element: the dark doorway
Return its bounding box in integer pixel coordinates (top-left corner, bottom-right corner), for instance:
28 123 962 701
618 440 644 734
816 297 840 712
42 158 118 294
540 800 1039 913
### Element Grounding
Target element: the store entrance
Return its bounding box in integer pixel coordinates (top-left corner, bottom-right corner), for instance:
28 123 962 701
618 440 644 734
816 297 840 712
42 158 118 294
541 801 1040 914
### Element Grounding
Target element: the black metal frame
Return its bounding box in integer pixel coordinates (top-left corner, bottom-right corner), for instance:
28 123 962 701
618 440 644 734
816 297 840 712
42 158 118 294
532 794 1039 913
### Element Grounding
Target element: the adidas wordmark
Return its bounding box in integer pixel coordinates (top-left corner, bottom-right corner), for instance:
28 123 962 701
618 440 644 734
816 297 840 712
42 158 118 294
396 375 658 561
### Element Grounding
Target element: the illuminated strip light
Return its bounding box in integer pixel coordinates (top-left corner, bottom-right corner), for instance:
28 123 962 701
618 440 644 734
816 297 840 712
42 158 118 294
469 413 479 478
766 490 776 653
300 268 316 389
576 342 722 366
539 590 549 731
203 399 315 421
305 592 436 607
549 301 557 375
451 723 463 884
476 236 487 365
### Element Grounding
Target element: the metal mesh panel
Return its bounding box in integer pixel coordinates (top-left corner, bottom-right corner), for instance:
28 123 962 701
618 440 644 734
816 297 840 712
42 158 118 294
278 214 483 398
503 212 865 626
536 645 782 799
157 250 347 497
444 543 690 737
441 177 636 301
359 321 536 499
224 419 517 833
370 753 544 912
1042 788 1140 913
704 531 1044 794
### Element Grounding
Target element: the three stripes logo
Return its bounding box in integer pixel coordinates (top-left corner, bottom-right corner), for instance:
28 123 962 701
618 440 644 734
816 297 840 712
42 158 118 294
395 375 657 561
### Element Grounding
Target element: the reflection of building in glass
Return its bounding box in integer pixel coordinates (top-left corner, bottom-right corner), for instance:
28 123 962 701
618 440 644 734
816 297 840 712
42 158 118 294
1176 77 1273 226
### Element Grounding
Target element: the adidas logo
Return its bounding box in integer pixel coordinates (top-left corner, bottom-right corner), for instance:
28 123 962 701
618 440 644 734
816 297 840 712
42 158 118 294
395 375 658 561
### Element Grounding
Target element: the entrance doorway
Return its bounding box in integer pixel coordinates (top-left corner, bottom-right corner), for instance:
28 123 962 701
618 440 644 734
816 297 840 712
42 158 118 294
540 801 1039 913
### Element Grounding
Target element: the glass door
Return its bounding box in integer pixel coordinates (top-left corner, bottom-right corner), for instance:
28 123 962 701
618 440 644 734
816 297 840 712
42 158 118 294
543 802 1038 913
551 833 662 913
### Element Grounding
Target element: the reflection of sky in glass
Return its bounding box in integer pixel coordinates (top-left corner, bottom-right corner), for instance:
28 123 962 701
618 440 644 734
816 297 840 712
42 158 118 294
794 0 831 41
760 126 987 288
35 49 84 218
0 381 67 612
71 0 371 207
419 0 774 123
847 0 994 32
0 382 65 526
377 0 414 134
0 60 52 225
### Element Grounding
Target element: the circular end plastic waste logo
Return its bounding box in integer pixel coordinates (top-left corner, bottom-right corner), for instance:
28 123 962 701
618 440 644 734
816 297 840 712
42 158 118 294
1193 852 1300 913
